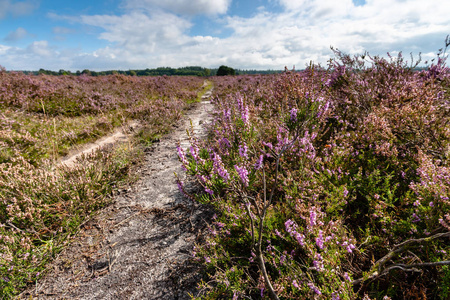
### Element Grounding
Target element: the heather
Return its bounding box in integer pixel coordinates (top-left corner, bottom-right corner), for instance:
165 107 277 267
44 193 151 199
0 70 205 298
179 51 450 298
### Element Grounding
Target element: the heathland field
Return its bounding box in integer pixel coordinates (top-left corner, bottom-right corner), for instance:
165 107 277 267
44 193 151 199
0 71 206 297
1 50 450 299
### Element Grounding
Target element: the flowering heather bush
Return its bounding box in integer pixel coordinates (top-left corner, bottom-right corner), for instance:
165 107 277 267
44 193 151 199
0 71 204 165
0 72 201 116
0 71 205 298
179 51 450 299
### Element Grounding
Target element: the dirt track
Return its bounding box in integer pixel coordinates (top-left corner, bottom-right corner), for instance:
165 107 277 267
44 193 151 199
20 90 214 299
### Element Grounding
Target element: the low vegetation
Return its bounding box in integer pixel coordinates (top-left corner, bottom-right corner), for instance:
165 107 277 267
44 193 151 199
179 47 450 299
0 70 206 298
1 42 449 299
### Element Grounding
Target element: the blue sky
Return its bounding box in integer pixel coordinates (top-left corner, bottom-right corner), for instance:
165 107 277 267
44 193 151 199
0 0 449 71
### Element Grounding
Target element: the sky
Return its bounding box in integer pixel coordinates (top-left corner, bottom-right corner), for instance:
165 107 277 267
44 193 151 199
0 0 449 71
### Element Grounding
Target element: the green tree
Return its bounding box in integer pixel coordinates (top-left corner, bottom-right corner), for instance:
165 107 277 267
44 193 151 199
81 69 91 76
217 65 235 76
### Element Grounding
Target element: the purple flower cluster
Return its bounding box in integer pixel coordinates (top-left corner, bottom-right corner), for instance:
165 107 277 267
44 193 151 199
315 230 324 249
213 152 230 182
238 143 248 159
177 145 188 170
237 96 249 125
290 107 298 122
285 219 305 246
307 282 322 295
190 144 201 162
234 164 249 187
254 154 264 170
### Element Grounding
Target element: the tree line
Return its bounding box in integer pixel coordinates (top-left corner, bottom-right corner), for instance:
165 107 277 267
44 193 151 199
14 65 283 77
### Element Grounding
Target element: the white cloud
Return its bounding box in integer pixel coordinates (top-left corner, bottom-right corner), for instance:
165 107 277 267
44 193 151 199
27 40 52 56
0 0 39 19
1 0 449 71
61 0 450 70
4 27 29 41
80 11 191 54
124 0 231 16
52 27 76 35
0 41 76 70
0 44 11 54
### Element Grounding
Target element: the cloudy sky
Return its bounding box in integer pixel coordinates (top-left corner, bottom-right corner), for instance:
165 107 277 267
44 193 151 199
0 0 449 71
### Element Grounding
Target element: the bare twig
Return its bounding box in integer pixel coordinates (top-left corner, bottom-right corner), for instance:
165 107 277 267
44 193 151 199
353 231 450 285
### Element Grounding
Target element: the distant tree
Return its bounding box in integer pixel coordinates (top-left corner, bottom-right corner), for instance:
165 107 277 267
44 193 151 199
59 69 71 75
81 69 91 76
217 65 235 76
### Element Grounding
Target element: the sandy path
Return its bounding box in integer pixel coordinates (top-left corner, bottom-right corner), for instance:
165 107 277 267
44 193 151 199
21 90 214 299
59 121 141 169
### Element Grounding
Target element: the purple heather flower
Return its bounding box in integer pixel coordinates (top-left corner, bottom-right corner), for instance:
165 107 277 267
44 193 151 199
343 188 349 197
316 230 324 249
313 254 324 271
205 188 213 195
254 154 264 170
236 96 249 125
285 219 305 246
285 219 297 233
262 141 273 151
342 241 356 253
411 213 421 223
307 282 322 295
332 292 341 300
317 100 330 118
235 164 249 187
343 272 351 281
239 143 248 159
177 180 186 195
190 145 200 162
177 145 188 169
219 137 231 149
213 153 230 182
292 280 300 289
224 109 231 120
290 107 298 122
274 229 282 237
309 208 317 228
241 105 249 125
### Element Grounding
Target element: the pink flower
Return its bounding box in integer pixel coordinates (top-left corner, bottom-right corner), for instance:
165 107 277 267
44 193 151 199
309 208 317 228
316 230 324 249
290 107 298 122
285 219 305 246
239 143 248 158
235 164 249 187
254 154 264 170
